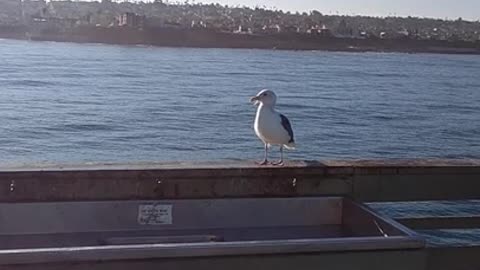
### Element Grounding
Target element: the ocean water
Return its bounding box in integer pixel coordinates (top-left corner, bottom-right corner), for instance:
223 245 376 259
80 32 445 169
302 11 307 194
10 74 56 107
0 38 479 165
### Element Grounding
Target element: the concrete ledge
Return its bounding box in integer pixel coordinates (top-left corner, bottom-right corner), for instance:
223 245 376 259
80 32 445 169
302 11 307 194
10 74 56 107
0 159 479 202
1 159 479 172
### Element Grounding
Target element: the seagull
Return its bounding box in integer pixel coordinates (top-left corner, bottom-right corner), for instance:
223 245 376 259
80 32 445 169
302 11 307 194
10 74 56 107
250 89 295 166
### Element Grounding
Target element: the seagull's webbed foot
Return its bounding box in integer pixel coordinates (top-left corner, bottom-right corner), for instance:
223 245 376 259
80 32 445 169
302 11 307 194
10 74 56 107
256 159 269 166
271 160 284 166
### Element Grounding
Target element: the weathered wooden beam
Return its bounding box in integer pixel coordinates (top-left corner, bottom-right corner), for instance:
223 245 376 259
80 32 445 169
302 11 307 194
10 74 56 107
0 159 478 202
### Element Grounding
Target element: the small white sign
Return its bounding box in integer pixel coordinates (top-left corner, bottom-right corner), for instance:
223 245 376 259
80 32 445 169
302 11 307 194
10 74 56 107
138 204 173 225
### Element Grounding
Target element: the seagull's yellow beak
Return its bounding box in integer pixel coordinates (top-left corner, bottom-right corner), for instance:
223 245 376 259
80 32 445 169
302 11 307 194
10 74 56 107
250 96 260 106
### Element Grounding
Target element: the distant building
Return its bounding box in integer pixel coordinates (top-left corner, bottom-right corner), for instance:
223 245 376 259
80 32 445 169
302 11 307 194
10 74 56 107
307 25 320 35
308 24 332 37
30 16 77 30
117 12 145 29
358 30 372 39
234 25 252 34
0 0 22 25
21 0 47 25
392 29 411 39
261 24 281 34
191 20 206 29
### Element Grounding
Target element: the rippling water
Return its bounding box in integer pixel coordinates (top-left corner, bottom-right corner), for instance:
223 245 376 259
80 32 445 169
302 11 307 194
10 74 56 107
1 39 479 165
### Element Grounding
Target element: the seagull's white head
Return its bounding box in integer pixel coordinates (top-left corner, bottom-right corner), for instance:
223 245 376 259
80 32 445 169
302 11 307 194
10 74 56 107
250 89 277 107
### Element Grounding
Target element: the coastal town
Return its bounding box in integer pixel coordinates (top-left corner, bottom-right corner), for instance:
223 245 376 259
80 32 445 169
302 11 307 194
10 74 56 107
2 0 480 40
1 0 480 52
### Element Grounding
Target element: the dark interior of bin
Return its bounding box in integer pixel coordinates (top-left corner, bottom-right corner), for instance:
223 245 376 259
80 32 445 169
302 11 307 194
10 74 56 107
0 198 406 249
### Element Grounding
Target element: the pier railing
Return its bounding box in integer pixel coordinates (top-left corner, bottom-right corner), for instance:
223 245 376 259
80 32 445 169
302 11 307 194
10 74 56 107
1 159 479 270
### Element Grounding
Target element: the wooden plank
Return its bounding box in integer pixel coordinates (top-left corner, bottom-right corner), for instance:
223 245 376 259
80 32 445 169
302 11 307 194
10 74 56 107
398 216 480 230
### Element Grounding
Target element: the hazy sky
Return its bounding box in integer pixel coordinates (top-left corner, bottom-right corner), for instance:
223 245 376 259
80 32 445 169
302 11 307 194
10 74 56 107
196 0 480 21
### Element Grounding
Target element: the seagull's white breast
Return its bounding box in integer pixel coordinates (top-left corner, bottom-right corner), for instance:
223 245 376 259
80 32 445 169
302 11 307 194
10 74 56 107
254 105 291 145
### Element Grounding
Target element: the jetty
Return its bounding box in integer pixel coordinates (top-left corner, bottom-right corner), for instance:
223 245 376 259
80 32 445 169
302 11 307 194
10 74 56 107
0 159 479 270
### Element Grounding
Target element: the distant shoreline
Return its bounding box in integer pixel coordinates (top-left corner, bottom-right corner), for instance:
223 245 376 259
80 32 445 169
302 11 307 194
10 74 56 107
1 26 480 55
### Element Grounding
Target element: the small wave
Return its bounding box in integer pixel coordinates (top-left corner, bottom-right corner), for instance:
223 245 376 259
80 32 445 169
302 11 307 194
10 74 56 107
108 73 142 78
440 127 480 139
370 114 396 121
55 73 90 79
426 104 479 113
280 103 320 110
55 100 106 106
8 79 53 87
45 123 117 132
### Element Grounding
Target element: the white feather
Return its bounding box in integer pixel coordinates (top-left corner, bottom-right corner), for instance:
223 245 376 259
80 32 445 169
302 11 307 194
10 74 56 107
254 105 294 147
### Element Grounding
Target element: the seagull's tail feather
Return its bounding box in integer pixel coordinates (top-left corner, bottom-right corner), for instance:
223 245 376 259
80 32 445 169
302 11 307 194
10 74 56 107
284 142 296 150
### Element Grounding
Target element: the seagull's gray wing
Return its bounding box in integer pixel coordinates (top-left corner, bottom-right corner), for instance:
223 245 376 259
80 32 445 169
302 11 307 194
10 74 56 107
280 114 294 143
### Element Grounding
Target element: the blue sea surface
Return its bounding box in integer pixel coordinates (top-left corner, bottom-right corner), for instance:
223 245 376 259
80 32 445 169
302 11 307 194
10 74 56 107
0 38 479 165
